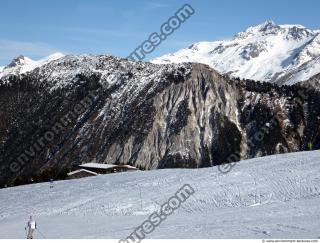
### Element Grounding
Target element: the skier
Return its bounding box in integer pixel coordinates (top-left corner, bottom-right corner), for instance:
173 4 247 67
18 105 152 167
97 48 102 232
25 216 37 239
49 179 54 188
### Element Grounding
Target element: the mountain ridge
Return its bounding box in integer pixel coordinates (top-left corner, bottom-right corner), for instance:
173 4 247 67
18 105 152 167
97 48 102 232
152 21 320 85
1 54 320 187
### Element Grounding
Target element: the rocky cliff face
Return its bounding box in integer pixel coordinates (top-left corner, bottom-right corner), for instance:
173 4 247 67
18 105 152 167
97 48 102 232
0 55 319 187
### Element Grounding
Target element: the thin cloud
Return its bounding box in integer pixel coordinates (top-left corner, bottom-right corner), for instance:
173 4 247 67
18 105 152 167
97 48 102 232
62 27 144 38
145 2 169 10
75 3 114 14
0 40 60 64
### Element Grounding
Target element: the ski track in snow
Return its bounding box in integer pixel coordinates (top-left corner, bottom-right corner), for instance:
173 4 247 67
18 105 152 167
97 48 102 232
0 150 320 238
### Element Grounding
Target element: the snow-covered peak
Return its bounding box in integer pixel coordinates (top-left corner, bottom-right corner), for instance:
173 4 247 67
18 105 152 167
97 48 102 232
234 21 280 39
152 21 320 85
20 52 65 73
0 52 65 78
7 55 34 68
234 21 313 41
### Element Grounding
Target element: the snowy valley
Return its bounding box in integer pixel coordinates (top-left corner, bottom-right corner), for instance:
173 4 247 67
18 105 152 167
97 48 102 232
1 0 320 239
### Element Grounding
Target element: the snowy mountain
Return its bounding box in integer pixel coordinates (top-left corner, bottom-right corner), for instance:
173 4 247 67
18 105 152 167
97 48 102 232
1 54 320 187
152 21 320 85
0 52 65 79
0 150 320 238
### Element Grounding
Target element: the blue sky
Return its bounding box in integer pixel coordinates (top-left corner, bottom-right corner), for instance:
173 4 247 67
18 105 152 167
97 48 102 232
1 0 320 65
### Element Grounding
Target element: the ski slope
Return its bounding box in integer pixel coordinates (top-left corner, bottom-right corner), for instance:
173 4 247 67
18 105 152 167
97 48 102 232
0 151 320 239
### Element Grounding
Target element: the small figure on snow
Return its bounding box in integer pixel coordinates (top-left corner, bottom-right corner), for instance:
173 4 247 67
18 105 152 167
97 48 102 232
25 216 37 239
49 179 54 188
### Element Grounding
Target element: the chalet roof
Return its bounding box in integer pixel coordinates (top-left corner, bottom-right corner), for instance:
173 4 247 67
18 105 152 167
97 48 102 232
79 163 138 170
79 163 116 169
67 169 98 176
